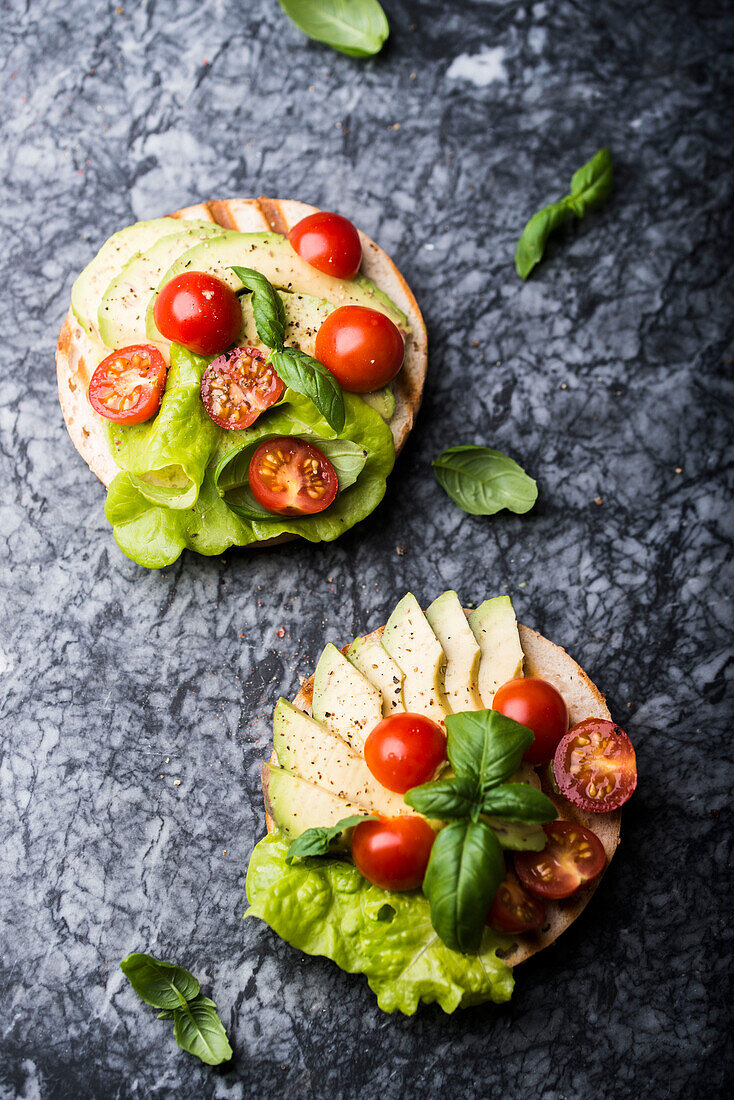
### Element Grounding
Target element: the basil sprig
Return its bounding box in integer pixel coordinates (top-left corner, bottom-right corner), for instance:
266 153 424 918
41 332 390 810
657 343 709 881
120 952 232 1066
515 147 613 279
406 710 556 953
285 814 376 863
230 265 346 432
278 0 389 58
433 445 538 517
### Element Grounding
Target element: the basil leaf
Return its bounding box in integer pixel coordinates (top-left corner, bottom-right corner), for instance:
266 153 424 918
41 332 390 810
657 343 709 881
405 776 478 820
479 783 556 823
119 952 199 1010
285 815 375 862
172 995 233 1066
514 201 572 280
271 348 346 433
278 0 389 58
445 710 534 791
567 147 613 217
433 445 538 517
422 820 505 953
230 265 286 350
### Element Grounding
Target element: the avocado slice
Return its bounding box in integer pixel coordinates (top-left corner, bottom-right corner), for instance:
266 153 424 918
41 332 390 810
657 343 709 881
360 385 396 421
346 637 405 715
71 217 184 338
381 594 451 724
263 762 369 841
97 222 225 347
311 643 382 754
468 596 524 708
145 231 408 343
273 699 408 817
425 591 483 713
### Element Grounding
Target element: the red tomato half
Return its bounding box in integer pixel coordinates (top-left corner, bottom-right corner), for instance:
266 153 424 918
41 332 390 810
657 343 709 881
154 272 241 355
493 678 569 765
351 816 435 892
200 346 283 430
314 306 405 393
249 436 338 516
289 211 362 279
514 820 606 900
553 719 637 813
364 712 446 794
88 344 167 425
487 874 546 934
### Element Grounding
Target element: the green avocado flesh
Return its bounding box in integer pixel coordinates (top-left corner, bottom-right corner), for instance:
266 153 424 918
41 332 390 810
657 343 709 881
71 218 407 566
254 591 546 1013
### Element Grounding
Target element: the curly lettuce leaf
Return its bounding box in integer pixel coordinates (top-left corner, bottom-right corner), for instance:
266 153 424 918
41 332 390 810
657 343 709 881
244 834 514 1016
104 372 395 567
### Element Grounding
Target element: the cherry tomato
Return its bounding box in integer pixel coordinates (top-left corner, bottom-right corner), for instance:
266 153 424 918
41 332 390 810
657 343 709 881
154 272 241 355
200 346 283 431
314 306 405 393
493 678 569 765
351 816 435 891
288 211 362 279
486 874 546 934
553 719 637 813
88 344 167 425
249 436 338 516
514 820 606 900
364 712 446 794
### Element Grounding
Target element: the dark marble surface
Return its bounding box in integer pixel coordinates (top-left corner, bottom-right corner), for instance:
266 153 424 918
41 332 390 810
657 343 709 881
1 0 733 1096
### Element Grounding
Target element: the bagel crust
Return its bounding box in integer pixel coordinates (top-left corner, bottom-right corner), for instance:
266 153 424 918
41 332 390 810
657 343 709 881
263 619 621 970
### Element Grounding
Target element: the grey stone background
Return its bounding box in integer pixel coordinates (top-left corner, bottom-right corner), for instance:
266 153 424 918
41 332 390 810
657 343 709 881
1 1 732 1097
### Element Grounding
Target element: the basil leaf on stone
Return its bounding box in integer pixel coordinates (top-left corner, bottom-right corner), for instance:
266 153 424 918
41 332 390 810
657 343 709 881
119 952 199 1010
433 445 538 517
444 710 535 790
230 265 286 350
567 147 613 217
271 348 346 433
514 201 572 280
172 995 233 1066
278 0 389 58
405 776 478 820
479 783 556 823
285 815 376 863
422 820 505 953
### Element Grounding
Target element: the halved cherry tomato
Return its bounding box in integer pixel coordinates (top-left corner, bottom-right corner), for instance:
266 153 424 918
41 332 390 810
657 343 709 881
351 816 435 891
364 712 446 794
553 719 637 813
154 272 241 355
486 874 546 934
88 344 167 425
314 306 405 393
493 678 569 765
200 346 283 431
514 820 605 900
249 436 338 516
289 211 362 279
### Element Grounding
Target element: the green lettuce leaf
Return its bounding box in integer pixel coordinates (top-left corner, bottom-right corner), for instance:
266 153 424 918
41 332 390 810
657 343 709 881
104 376 395 567
245 834 514 1016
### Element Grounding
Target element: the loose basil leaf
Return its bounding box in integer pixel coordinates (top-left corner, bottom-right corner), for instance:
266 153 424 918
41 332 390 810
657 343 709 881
172 995 233 1066
433 445 538 517
567 147 613 217
157 1009 174 1020
444 710 534 791
119 952 199 1010
271 348 346 433
278 0 389 58
405 776 478 820
285 815 376 863
422 820 505 953
479 783 557 823
230 265 286 350
514 201 572 280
